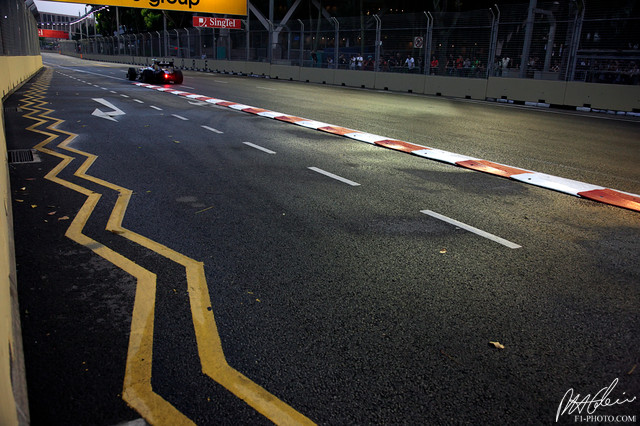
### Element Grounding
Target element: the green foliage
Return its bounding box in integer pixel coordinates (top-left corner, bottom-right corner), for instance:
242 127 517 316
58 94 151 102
94 7 193 35
141 9 162 31
95 11 113 36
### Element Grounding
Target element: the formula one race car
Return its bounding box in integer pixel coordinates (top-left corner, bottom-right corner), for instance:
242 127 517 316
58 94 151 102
126 59 183 84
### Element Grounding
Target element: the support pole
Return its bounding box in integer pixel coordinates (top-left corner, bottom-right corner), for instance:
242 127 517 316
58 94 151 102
331 17 339 69
566 0 585 81
245 19 250 61
298 19 304 67
374 15 381 72
519 0 537 78
267 19 273 63
163 13 168 57
175 28 180 58
424 11 433 75
543 17 556 72
488 5 500 77
185 28 190 59
269 0 274 61
156 31 161 58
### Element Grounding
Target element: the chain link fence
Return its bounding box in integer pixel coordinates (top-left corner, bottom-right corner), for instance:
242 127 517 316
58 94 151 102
575 3 640 84
61 1 639 85
1 0 40 56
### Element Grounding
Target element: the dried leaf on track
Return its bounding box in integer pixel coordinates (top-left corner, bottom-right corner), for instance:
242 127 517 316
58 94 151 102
489 341 505 349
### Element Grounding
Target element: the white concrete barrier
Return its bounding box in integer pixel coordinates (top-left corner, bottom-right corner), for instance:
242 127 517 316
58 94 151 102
373 72 426 93
69 53 640 112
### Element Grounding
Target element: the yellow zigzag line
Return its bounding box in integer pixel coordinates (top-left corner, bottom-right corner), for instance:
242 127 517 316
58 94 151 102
20 71 193 425
20 68 314 425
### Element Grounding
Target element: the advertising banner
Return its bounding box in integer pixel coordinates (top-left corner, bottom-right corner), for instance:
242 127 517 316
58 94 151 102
38 29 69 39
192 16 241 29
45 0 247 16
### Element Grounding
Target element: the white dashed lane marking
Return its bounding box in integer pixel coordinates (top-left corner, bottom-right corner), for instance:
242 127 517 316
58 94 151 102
420 210 522 249
243 142 276 154
202 125 223 134
308 167 360 186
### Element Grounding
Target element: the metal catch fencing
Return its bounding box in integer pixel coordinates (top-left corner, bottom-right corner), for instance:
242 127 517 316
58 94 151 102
60 1 640 84
1 0 40 56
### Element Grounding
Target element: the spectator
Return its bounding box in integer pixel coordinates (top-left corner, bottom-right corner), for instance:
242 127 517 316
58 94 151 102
501 56 511 70
338 54 347 69
470 57 480 77
630 62 639 84
388 54 397 69
447 54 455 75
430 56 439 74
456 55 464 76
380 56 390 72
311 50 318 67
405 54 415 71
364 56 374 71
394 52 403 71
327 56 334 69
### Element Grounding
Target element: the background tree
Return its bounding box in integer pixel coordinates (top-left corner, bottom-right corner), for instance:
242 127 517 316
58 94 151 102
95 7 193 35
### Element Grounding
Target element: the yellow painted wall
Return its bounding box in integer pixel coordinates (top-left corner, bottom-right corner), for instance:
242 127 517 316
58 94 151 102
1 54 42 426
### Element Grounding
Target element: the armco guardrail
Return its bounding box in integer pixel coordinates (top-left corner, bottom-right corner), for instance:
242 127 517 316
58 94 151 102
1 53 42 426
78 53 640 113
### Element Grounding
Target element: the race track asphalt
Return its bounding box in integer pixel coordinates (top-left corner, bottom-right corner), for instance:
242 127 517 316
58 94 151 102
5 52 639 425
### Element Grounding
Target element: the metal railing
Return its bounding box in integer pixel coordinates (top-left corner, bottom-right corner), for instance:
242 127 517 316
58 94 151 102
57 1 640 84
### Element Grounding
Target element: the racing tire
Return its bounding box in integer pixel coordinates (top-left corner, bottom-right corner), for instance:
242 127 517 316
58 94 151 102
173 70 184 84
127 67 137 81
141 69 153 83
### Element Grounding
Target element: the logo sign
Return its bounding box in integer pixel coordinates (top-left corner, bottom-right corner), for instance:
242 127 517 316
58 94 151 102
193 16 242 29
414 36 424 48
45 0 247 16
38 29 69 39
